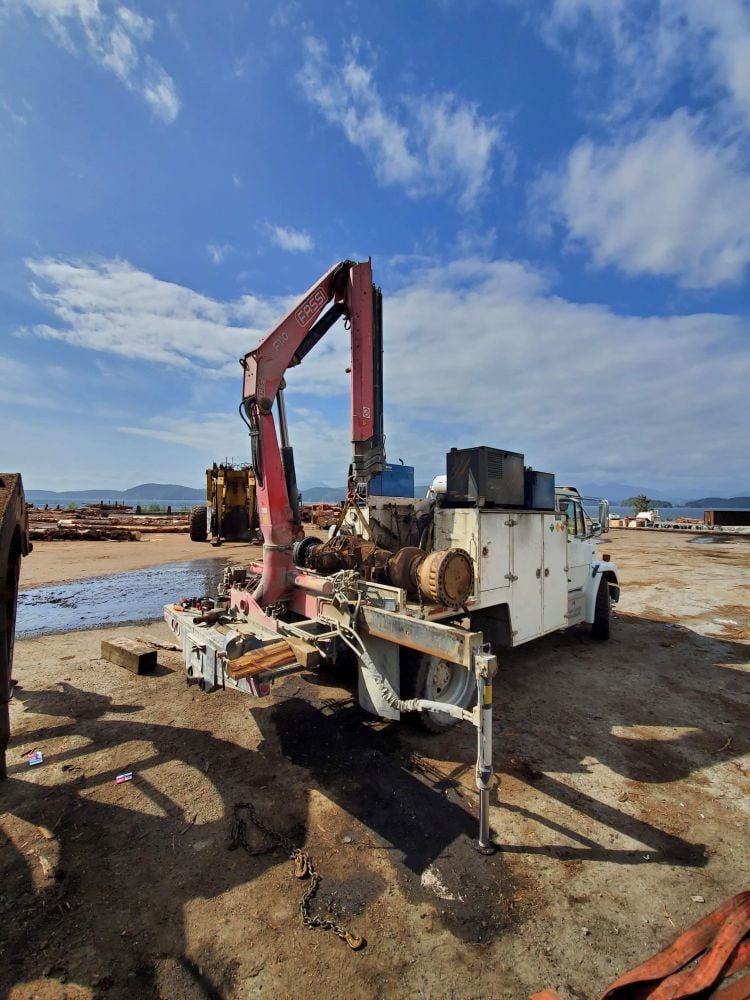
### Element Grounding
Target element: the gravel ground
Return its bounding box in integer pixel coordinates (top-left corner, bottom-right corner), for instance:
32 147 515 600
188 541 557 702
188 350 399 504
1 530 748 999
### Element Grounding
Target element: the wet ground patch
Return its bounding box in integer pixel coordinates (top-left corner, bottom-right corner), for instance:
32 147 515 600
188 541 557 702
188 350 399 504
16 559 228 638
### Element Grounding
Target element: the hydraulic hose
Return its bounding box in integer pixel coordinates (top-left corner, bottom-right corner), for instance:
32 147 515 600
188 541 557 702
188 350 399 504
335 625 470 722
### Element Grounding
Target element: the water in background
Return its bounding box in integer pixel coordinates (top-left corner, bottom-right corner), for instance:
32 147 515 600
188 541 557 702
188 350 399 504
16 558 228 638
606 505 709 520
28 495 749 521
26 494 195 512
604 504 749 520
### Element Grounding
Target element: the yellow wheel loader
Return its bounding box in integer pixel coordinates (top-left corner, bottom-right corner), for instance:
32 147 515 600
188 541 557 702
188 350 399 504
189 463 260 546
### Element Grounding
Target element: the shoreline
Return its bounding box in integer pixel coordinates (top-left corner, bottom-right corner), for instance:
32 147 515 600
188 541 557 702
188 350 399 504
19 533 262 589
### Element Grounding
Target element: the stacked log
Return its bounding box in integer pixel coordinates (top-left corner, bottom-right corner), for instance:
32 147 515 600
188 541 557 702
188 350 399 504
302 503 341 529
26 505 190 539
28 525 141 541
55 518 187 534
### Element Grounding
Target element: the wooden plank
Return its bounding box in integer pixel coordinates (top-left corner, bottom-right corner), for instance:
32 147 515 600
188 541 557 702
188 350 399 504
285 638 321 670
228 641 297 679
101 638 157 675
228 659 288 681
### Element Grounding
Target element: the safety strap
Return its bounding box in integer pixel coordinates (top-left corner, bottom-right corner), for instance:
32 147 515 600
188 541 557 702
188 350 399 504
530 891 750 1000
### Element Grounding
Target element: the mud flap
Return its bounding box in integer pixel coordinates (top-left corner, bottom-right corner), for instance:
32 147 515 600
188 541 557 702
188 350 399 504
357 634 400 721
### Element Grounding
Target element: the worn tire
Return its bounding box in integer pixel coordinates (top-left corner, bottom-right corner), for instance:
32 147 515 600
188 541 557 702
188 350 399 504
189 505 208 543
401 650 475 733
592 577 611 640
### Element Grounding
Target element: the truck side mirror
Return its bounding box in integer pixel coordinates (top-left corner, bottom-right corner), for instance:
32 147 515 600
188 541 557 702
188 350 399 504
598 499 610 534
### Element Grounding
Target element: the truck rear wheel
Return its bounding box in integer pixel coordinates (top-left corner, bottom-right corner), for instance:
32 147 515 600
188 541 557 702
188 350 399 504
592 577 611 640
189 505 208 542
401 651 475 733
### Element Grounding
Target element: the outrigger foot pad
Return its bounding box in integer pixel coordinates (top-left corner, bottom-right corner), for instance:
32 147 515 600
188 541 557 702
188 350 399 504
474 840 497 856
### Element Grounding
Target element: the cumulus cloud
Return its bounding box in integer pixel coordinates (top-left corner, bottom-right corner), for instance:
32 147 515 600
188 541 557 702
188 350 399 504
531 0 750 288
265 224 314 254
298 36 506 210
380 256 749 492
21 257 287 375
533 110 750 287
10 0 180 122
18 254 750 492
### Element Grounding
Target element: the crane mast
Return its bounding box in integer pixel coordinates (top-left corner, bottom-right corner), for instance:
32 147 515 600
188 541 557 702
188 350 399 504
239 259 385 606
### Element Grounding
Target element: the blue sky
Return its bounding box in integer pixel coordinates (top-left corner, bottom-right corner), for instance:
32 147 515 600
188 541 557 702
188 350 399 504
1 0 748 497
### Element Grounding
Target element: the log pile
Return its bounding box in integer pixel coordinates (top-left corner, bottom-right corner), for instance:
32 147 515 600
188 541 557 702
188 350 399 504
26 504 190 541
28 525 141 541
302 503 341 528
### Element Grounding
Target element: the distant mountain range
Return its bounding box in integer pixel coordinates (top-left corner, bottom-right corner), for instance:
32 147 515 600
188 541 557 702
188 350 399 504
27 483 205 503
683 496 750 508
575 483 689 503
574 483 749 507
25 482 750 508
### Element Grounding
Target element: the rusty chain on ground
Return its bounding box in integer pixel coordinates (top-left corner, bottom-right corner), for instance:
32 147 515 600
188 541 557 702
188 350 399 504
228 801 365 950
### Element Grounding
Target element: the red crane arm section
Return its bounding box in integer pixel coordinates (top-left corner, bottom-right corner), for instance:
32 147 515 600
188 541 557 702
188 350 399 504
239 259 382 608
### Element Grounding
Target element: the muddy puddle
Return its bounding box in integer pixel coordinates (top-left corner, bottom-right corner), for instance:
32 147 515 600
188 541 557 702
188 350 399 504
689 535 749 545
16 559 229 638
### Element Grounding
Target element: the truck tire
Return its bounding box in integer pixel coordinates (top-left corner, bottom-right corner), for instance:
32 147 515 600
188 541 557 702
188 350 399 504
401 650 475 733
189 505 208 543
592 577 611 640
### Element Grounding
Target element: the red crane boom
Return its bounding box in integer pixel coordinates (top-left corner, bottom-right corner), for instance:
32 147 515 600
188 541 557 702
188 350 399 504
239 258 385 607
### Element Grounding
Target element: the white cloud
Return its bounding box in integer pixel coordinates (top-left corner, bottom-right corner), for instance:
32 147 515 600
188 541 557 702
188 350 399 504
1 96 31 126
18 254 750 493
533 110 750 287
118 412 245 450
265 224 314 254
545 0 750 127
21 257 287 375
118 406 349 484
298 36 506 210
207 243 233 265
381 257 749 491
531 0 750 287
10 0 180 123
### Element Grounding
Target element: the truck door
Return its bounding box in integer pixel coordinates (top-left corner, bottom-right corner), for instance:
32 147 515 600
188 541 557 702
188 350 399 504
561 497 590 592
542 512 567 630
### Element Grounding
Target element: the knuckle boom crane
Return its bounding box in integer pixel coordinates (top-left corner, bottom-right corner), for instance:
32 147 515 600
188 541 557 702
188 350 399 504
166 256 619 854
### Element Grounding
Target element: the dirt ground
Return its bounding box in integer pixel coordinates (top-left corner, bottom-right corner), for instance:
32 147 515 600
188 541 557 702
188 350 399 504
2 530 748 999
18 535 262 589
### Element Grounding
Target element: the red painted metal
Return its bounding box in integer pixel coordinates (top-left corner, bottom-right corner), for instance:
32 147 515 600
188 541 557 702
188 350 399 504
239 259 380 611
290 589 322 619
348 261 375 443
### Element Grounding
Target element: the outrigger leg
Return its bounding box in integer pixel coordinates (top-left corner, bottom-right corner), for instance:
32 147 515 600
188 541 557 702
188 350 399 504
473 649 497 854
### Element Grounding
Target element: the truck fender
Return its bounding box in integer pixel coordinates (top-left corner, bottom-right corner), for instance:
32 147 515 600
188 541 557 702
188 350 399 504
584 562 620 623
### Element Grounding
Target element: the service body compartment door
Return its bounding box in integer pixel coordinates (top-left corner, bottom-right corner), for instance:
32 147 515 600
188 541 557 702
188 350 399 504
510 512 543 643
434 508 476 559
435 508 512 607
542 513 568 631
477 510 511 603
